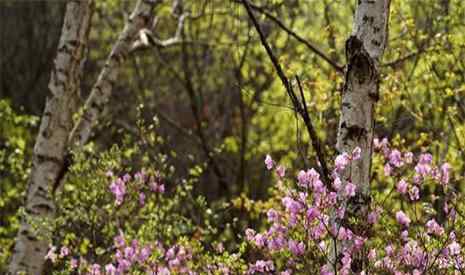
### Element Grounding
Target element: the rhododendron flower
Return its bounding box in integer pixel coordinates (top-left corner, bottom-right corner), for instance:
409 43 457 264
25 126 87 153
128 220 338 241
368 249 377 261
110 178 126 205
396 179 408 194
448 241 460 255
352 147 361 160
297 170 309 187
332 176 342 190
105 264 117 275
335 152 350 171
282 197 302 214
45 245 57 263
320 264 334 275
344 182 356 197
276 165 286 178
426 219 444 236
267 209 279 223
248 260 274 273
409 186 420 201
384 163 392 176
265 154 274 170
288 240 305 256
59 246 69 258
139 192 146 206
419 153 433 164
440 162 450 185
70 258 78 269
90 264 102 275
396 211 411 227
149 181 165 193
245 228 256 241
404 151 413 163
389 149 403 167
368 209 380 224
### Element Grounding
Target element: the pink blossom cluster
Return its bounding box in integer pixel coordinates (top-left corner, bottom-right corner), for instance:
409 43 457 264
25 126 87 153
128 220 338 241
108 170 164 206
245 139 462 274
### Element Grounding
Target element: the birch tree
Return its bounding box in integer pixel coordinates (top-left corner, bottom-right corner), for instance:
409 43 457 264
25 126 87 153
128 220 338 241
8 0 164 273
332 0 391 272
8 1 94 274
69 0 164 147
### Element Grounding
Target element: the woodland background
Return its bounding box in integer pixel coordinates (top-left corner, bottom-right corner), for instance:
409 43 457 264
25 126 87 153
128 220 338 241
1 0 465 274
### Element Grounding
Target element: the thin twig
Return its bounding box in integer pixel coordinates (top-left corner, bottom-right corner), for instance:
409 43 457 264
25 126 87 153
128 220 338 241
241 0 331 187
237 0 344 74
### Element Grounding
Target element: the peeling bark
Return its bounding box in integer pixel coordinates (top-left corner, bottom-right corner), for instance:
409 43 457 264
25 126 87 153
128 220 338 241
331 0 391 272
7 1 94 274
69 0 161 147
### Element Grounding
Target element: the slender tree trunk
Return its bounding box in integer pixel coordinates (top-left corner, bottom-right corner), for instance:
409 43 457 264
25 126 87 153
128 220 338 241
332 0 391 272
8 1 94 274
69 0 161 147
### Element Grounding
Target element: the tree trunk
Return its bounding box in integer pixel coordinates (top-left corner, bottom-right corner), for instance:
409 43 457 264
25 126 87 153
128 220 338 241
7 1 94 274
332 0 391 272
69 0 161 147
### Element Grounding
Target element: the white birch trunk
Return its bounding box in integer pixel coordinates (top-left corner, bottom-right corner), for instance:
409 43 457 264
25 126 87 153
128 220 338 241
69 0 161 147
331 0 391 272
8 1 94 274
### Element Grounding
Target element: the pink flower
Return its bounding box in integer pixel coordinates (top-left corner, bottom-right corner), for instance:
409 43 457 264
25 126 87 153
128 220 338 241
440 163 451 185
45 245 57 263
276 165 286 178
90 264 101 275
70 258 78 269
404 152 414 164
426 219 444 236
344 182 356 197
265 154 274 170
448 241 460 255
368 249 377 261
396 211 411 227
368 208 381 224
297 170 309 187
267 209 279 223
389 149 403 167
306 207 320 222
105 264 117 275
245 228 256 241
282 197 303 214
419 153 433 164
288 240 305 256
332 177 342 191
149 182 165 193
409 186 420 201
109 179 126 205
384 163 392 176
335 153 350 171
320 264 334 275
396 179 408 194
352 147 361 160
59 246 69 258
139 192 146 206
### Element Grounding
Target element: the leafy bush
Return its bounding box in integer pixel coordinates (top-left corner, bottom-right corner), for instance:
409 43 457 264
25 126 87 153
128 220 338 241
0 100 38 271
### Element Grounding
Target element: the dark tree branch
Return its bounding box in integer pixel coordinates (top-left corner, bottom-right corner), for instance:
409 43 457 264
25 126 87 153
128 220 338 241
237 0 344 74
241 0 331 187
180 24 229 194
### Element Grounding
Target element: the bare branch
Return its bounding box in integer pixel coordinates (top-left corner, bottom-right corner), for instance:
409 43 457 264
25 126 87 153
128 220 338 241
236 0 344 74
241 0 332 187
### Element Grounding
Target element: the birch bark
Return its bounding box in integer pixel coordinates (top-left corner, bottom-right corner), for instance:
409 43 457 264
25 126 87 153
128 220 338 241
331 0 391 272
8 1 94 274
69 0 161 147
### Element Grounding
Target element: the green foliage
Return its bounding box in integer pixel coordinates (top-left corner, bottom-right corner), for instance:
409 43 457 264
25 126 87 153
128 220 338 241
0 100 38 271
